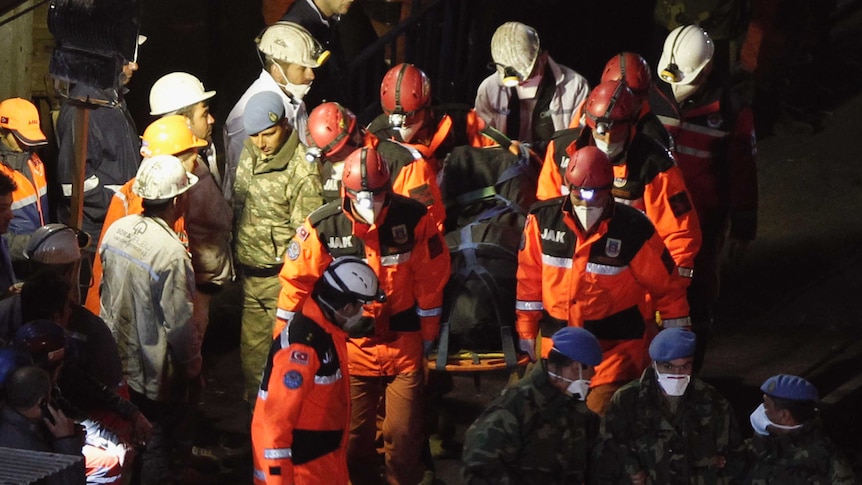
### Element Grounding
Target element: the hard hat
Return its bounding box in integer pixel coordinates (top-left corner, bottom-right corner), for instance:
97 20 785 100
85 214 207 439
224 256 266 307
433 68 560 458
307 102 357 160
149 72 216 116
658 25 714 85
380 63 431 116
257 22 330 68
323 256 386 304
490 22 540 86
601 52 652 95
13 319 67 370
342 147 391 204
132 154 199 201
565 146 613 192
24 223 90 264
0 97 47 146
583 81 636 136
550 327 602 366
140 115 208 158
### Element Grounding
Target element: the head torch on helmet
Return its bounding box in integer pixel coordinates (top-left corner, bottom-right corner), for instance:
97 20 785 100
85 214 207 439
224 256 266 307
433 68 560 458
493 63 524 88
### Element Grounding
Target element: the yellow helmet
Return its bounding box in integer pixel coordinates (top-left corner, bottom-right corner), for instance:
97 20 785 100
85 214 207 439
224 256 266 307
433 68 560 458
140 115 207 158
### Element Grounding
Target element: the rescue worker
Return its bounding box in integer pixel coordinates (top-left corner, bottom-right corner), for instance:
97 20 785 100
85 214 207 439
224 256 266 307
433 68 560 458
516 146 690 415
234 91 323 403
148 72 221 186
462 326 603 484
651 25 758 366
99 155 202 484
276 147 450 484
594 328 745 484
0 172 16 296
744 374 859 484
366 63 453 174
537 80 701 283
474 21 590 158
223 21 329 202
0 97 49 278
252 256 384 485
306 101 445 229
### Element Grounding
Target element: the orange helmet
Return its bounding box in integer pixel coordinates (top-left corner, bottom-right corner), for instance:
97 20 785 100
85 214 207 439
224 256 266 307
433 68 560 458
140 115 207 158
601 52 652 96
565 146 613 191
306 102 358 161
342 147 391 199
583 81 636 137
380 63 431 117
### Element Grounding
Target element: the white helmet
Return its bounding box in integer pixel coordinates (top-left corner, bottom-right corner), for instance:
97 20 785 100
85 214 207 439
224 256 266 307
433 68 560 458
658 25 714 85
149 72 216 116
132 155 199 201
257 22 330 68
24 224 89 265
491 22 540 87
322 256 385 304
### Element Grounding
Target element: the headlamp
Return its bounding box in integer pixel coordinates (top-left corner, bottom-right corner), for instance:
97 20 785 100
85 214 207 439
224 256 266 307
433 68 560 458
496 64 524 88
660 63 682 83
305 146 322 163
579 188 596 201
595 121 611 136
315 48 331 67
356 191 374 209
389 113 406 128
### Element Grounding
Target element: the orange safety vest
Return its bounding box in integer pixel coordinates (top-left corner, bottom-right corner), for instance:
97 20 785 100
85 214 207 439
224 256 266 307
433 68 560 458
2 153 48 234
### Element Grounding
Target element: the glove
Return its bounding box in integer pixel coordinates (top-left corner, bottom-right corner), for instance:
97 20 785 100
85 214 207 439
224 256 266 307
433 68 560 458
423 340 434 358
519 338 536 362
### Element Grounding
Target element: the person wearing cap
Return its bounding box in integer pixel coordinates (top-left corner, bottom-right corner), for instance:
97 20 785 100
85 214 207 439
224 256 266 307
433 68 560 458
743 374 858 484
594 328 745 484
516 146 691 416
276 146 450 484
149 72 222 186
462 327 603 484
223 21 328 203
233 90 323 404
0 97 50 279
474 21 590 158
98 154 202 484
252 256 383 485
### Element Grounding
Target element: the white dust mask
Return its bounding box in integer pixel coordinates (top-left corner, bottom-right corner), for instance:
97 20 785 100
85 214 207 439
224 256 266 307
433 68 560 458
572 205 603 232
654 362 691 396
593 137 626 159
548 367 590 401
749 403 802 436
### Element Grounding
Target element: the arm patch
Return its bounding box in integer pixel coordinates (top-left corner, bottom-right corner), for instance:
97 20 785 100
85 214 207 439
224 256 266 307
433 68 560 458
668 191 693 217
408 183 435 207
428 233 444 258
661 248 676 275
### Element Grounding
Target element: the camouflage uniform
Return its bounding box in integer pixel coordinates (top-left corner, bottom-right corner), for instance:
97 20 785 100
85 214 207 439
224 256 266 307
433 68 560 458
744 418 859 485
462 362 599 485
593 368 745 484
233 130 323 402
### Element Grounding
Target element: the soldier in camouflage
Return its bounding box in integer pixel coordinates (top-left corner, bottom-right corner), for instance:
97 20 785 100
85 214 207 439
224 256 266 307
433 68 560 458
744 374 859 484
462 327 603 485
233 91 324 403
594 328 745 484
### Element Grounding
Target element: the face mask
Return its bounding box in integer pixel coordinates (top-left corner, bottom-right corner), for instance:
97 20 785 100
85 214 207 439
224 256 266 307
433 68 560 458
572 205 603 232
593 137 626 159
653 362 691 396
672 82 701 103
341 309 364 333
548 367 590 401
749 403 803 436
273 62 312 102
395 120 422 143
352 199 384 224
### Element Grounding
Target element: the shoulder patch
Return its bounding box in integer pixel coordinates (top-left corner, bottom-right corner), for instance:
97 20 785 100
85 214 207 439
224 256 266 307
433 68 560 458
296 226 309 241
287 241 301 260
668 191 693 217
283 370 304 389
290 350 309 365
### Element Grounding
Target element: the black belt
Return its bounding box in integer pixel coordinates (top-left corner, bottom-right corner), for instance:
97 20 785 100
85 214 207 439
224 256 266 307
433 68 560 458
238 264 281 278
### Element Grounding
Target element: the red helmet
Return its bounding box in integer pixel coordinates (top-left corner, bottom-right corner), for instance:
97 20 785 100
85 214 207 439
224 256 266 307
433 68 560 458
13 319 67 370
342 147 391 197
564 146 613 190
380 63 431 116
583 81 636 136
307 102 358 159
601 52 652 96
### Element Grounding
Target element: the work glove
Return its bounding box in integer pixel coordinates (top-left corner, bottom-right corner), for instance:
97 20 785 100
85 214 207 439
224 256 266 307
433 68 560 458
519 338 536 362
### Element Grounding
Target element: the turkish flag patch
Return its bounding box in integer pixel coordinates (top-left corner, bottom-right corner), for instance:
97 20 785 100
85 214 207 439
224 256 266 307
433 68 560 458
290 350 309 365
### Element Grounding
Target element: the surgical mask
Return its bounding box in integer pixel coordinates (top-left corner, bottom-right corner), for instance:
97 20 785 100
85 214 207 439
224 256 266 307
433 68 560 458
273 62 313 102
572 205 603 232
395 120 422 143
548 367 590 401
749 403 802 436
672 82 701 103
653 362 691 396
593 137 626 159
341 310 364 333
352 198 384 224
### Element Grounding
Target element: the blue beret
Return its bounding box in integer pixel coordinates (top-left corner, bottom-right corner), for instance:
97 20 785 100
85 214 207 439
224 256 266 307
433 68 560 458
761 374 819 402
243 91 285 135
550 327 602 366
649 328 696 361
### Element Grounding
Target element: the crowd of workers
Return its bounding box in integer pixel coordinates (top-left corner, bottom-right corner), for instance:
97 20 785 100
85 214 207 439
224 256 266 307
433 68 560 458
0 0 857 483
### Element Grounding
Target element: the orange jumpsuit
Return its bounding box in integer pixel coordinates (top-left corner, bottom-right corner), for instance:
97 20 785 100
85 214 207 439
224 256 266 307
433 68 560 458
252 297 351 485
516 197 690 389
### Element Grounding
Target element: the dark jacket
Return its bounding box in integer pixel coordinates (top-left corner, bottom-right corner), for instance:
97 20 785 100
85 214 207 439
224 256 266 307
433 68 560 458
0 405 85 485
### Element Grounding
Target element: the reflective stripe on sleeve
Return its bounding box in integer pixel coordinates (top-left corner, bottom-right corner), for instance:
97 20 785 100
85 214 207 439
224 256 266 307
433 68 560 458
541 254 572 269
663 317 692 328
381 251 411 266
314 369 342 385
515 300 544 311
416 306 442 317
264 447 292 459
254 469 266 481
678 267 694 278
586 262 626 275
257 389 269 401
276 309 296 322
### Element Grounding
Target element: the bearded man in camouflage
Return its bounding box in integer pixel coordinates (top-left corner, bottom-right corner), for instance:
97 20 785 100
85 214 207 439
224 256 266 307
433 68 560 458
462 327 603 484
233 90 323 403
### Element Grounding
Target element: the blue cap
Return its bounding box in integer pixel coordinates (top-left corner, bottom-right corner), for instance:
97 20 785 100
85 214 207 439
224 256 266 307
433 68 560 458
761 374 819 402
243 91 285 135
550 327 602 366
649 327 696 361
